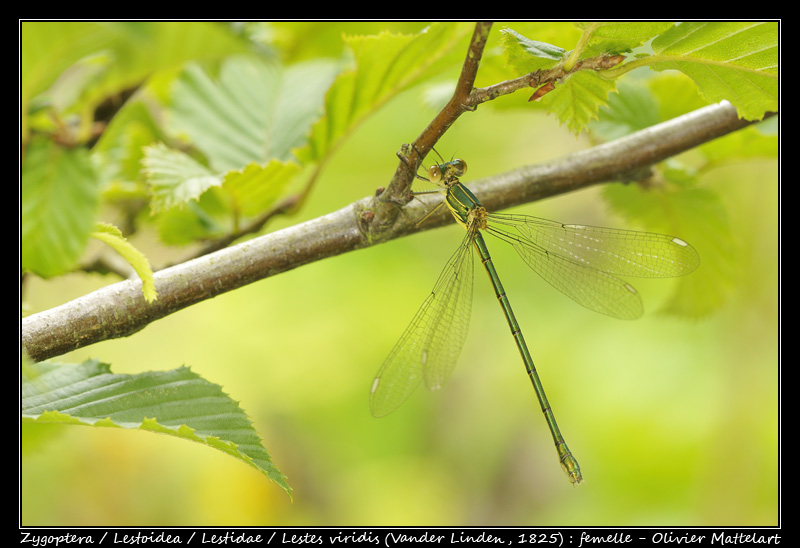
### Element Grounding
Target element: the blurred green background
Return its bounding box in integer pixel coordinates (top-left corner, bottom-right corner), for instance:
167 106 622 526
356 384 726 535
21 22 778 526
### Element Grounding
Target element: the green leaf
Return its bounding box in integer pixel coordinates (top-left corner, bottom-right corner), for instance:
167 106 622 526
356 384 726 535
92 99 169 185
155 201 228 245
602 181 735 318
545 70 618 134
699 122 778 164
22 22 251 142
222 160 300 217
90 223 158 302
141 143 221 213
296 23 472 164
646 71 709 122
650 22 778 120
500 28 566 73
142 143 301 221
21 138 100 278
21 22 118 138
574 22 676 57
22 359 292 498
590 81 661 141
169 55 341 171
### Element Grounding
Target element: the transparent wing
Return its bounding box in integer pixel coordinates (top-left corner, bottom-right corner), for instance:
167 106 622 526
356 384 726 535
370 232 475 417
487 213 700 320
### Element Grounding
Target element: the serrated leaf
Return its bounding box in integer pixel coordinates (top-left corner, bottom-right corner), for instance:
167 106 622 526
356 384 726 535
296 23 472 164
545 70 618 134
602 182 734 318
650 22 778 120
21 137 101 278
590 81 661 140
155 201 228 245
90 222 158 302
170 55 340 171
574 22 676 57
21 359 291 497
222 160 300 216
142 143 301 220
142 143 222 212
500 28 566 74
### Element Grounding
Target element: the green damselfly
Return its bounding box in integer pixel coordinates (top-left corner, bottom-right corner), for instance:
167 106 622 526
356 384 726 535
369 156 699 484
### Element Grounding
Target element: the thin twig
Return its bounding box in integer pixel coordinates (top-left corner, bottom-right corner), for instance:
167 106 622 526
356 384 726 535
467 52 627 107
369 22 493 241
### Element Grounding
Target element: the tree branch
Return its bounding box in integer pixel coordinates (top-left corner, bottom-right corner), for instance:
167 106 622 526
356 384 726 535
22 101 769 363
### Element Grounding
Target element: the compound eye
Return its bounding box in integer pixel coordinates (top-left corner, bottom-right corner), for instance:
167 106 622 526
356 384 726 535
452 159 467 177
429 165 442 183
